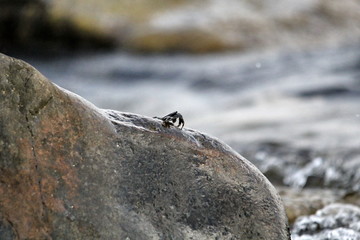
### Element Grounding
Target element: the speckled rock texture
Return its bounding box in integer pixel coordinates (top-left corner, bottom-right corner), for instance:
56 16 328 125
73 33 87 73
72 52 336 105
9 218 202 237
0 53 290 239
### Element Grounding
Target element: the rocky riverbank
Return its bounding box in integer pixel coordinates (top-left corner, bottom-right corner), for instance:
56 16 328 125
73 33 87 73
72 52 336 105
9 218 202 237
1 0 360 54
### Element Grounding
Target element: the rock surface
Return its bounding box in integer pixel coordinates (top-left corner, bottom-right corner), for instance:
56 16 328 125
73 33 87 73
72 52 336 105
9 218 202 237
0 53 290 239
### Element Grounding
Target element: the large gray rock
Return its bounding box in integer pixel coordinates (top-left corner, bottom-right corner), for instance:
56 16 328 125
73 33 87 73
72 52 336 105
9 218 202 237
0 53 290 239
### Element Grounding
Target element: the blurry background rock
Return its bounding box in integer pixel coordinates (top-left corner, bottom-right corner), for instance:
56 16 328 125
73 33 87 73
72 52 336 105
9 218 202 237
0 0 114 55
1 0 360 54
291 204 360 240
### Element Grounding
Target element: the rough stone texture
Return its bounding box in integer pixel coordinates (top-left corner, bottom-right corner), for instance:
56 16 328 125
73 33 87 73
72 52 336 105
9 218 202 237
0 53 290 239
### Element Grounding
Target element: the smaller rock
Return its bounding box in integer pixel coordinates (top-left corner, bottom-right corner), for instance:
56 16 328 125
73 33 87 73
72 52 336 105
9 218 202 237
278 187 343 224
292 203 360 240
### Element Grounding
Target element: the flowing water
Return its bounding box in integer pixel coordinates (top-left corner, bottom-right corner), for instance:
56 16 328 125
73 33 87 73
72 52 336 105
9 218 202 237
23 43 360 238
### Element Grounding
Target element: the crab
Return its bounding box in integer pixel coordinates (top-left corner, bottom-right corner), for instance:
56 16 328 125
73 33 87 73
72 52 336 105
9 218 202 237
154 111 185 129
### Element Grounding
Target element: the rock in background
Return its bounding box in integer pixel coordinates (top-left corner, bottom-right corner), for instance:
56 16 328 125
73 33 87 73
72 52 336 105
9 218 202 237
0 53 290 239
291 204 360 240
1 0 360 53
0 0 114 55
